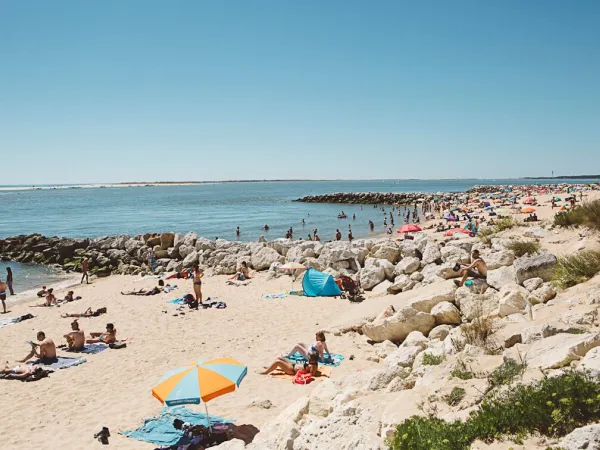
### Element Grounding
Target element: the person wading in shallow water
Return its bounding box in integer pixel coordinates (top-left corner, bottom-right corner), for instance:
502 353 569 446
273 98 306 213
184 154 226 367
6 267 14 295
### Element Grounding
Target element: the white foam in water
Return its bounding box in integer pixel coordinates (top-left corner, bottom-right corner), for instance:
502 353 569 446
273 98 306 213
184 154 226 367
0 261 80 304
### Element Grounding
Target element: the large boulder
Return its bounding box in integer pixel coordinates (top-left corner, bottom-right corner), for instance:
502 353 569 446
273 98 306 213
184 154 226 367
580 347 600 377
318 242 355 267
421 242 442 265
384 346 423 369
498 284 529 317
388 274 411 294
484 249 515 270
408 281 457 313
513 253 557 285
523 277 543 292
267 238 294 257
559 424 600 450
504 333 600 369
400 331 429 350
431 301 461 325
182 250 199 268
362 306 436 343
455 290 500 320
251 246 283 271
394 256 420 275
178 244 194 259
527 283 557 305
160 232 175 250
195 237 216 252
400 240 420 258
486 265 517 290
360 258 394 290
429 325 453 341
371 242 402 264
183 232 198 247
440 245 469 264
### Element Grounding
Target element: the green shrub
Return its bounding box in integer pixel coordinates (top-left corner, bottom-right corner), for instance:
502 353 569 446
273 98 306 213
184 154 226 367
443 387 466 406
478 227 495 246
422 353 445 366
488 359 526 389
552 250 600 289
494 217 517 233
451 360 474 380
387 371 600 450
553 200 600 231
506 240 541 258
461 314 499 354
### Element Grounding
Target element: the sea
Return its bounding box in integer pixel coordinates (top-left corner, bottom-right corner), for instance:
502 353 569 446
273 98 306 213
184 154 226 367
1 178 597 295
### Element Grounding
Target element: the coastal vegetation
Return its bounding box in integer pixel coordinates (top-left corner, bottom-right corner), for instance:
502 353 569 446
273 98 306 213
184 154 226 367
488 359 527 389
442 387 466 406
388 371 600 450
493 217 518 233
451 360 474 380
422 353 445 366
553 199 600 231
507 240 541 257
477 227 495 246
552 250 600 288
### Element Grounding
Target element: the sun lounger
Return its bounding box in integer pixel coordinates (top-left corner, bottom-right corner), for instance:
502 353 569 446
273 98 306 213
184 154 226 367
121 406 233 447
27 356 87 370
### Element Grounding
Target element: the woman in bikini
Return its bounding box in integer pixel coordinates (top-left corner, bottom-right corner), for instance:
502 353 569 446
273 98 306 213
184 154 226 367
261 352 319 376
192 264 204 305
283 331 333 363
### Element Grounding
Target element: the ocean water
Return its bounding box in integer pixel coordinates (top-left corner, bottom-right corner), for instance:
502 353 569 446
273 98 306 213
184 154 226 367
0 261 77 301
1 179 597 243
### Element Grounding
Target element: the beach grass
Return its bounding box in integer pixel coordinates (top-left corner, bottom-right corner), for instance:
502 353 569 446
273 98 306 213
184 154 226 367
506 240 541 257
552 250 600 288
554 200 600 231
493 217 518 233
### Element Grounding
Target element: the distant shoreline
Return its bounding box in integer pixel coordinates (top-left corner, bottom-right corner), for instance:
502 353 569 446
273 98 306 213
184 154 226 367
1 176 599 192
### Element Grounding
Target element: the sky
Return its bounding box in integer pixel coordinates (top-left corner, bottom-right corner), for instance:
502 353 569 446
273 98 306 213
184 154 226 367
1 0 599 184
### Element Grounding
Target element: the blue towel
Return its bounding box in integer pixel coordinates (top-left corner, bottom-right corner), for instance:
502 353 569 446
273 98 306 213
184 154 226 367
168 297 185 305
164 285 177 293
65 344 108 355
28 356 87 370
121 406 233 447
286 352 344 367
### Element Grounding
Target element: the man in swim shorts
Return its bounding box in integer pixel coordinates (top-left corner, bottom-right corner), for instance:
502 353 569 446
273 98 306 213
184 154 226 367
64 320 85 350
0 278 7 313
19 331 57 363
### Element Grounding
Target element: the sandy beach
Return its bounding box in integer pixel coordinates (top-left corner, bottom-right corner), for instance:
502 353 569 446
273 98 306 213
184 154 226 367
1 188 600 449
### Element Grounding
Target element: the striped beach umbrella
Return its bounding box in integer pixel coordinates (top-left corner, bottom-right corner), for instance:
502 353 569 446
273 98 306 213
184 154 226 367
152 357 247 414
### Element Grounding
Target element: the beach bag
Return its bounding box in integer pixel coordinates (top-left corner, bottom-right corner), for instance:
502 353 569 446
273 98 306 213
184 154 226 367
293 370 313 385
109 342 127 350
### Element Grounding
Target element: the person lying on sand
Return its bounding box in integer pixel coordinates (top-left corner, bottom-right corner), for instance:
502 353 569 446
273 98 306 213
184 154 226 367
282 331 333 363
121 285 164 296
64 320 85 350
61 307 107 318
1 364 43 380
261 352 319 376
86 323 117 344
19 331 57 363
165 269 192 280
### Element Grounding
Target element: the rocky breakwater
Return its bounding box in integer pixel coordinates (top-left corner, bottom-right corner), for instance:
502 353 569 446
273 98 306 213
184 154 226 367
294 191 459 205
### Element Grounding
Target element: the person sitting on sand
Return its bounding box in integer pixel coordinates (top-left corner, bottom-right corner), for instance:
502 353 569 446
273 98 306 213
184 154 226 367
86 323 117 344
230 261 252 281
261 351 319 376
64 320 85 350
62 307 107 318
45 288 57 306
19 331 57 363
455 250 488 287
283 331 333 363
0 364 43 380
37 286 48 298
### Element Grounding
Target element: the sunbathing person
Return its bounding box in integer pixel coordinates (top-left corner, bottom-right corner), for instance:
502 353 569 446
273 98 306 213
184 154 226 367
86 323 117 344
31 288 58 307
165 269 192 280
61 291 82 302
230 261 252 281
19 331 57 363
455 250 488 287
283 331 333 363
64 320 85 350
261 352 319 376
61 307 107 318
121 286 163 296
0 364 43 380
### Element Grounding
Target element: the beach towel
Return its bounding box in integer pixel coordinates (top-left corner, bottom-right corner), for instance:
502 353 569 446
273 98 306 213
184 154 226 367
121 406 233 447
65 343 108 355
269 366 332 383
27 356 87 370
163 285 177 293
0 313 35 329
227 279 251 286
286 352 344 367
263 292 288 299
168 297 185 305
288 290 305 296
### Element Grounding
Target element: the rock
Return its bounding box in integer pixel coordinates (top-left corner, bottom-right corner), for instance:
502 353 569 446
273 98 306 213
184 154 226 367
505 333 600 369
359 258 394 290
523 226 549 239
251 246 283 271
267 238 294 257
408 281 457 313
387 274 410 294
371 280 393 296
429 325 452 341
373 340 398 359
362 306 436 343
528 283 557 305
211 439 246 450
420 263 444 284
195 237 216 252
307 379 339 417
182 250 199 268
410 271 424 282
435 262 462 280
421 242 442 265
394 256 420 275
560 425 600 450
246 397 308 450
384 346 423 369
182 232 198 248
431 301 461 325
160 232 175 250
166 260 183 273
178 244 194 259
440 245 469 264
498 284 529 317
369 365 410 391
514 253 558 285
400 331 429 350
484 249 515 270
523 277 544 292
154 249 169 259
486 265 517 290
580 347 600 377
456 290 500 320
371 242 402 264
521 321 588 345
400 241 420 258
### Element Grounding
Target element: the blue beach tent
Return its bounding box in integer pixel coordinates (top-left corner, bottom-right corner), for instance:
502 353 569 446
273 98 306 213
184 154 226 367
302 268 342 297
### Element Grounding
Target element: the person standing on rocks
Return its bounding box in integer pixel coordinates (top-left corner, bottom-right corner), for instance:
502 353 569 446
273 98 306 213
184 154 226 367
6 267 14 295
80 258 89 284
147 245 157 274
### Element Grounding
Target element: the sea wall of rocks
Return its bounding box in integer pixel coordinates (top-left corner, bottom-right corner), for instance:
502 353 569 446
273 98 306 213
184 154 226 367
294 192 457 205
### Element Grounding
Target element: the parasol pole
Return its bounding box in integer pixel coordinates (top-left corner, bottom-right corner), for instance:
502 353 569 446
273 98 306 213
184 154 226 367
204 401 212 431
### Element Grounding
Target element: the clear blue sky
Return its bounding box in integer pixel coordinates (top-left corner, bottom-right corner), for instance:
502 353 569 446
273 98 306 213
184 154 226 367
1 1 599 184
